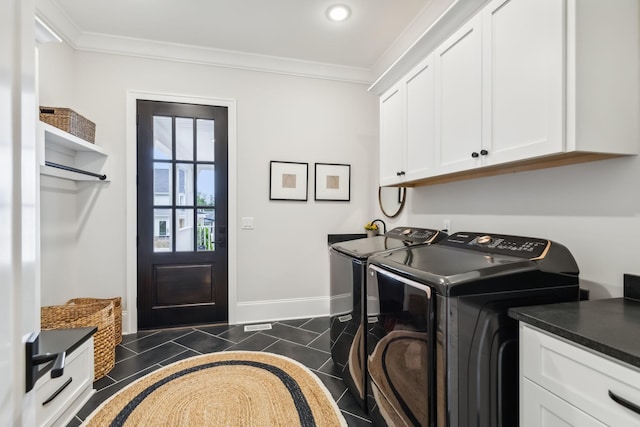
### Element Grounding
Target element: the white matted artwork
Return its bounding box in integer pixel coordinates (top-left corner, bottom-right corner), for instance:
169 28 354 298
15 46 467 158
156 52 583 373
314 163 350 201
269 161 308 201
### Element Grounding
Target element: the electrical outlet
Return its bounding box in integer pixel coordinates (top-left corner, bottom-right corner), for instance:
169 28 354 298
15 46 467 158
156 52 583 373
443 219 451 233
241 217 254 230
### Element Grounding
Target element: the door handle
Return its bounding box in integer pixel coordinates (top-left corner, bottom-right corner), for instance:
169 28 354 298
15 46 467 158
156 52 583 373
25 332 67 392
211 226 226 248
609 390 640 416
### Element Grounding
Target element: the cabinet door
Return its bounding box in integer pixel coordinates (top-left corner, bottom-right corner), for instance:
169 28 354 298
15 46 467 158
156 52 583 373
405 55 436 181
379 85 405 185
482 0 564 165
434 14 483 174
521 379 606 427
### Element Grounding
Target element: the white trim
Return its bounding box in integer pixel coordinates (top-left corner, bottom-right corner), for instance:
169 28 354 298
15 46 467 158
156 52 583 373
33 0 372 85
76 32 373 85
125 91 238 334
235 297 329 325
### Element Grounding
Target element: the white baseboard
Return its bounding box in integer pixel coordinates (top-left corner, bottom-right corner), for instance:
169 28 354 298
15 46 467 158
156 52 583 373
122 298 329 332
235 297 329 325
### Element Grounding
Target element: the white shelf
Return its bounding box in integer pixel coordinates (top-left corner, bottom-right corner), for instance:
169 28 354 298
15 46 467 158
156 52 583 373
39 121 109 182
40 121 107 155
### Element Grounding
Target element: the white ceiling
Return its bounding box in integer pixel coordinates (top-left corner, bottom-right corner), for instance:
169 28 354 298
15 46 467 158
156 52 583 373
37 0 432 80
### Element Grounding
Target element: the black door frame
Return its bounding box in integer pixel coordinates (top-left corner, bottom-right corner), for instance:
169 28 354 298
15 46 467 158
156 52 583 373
125 92 237 333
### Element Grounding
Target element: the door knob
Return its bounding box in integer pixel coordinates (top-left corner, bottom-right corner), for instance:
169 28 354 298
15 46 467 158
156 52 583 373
480 149 489 155
471 152 479 158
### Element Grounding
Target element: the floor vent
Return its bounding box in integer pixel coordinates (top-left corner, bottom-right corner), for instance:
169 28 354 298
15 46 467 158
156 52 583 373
244 323 272 332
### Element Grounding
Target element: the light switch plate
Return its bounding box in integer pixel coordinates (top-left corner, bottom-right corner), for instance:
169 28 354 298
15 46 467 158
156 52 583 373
241 217 254 230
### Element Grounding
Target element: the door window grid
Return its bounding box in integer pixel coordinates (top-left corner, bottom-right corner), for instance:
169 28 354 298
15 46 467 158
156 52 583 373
153 116 215 252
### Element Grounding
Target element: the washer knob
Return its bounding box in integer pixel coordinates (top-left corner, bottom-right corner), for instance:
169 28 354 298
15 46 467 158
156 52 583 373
477 235 492 244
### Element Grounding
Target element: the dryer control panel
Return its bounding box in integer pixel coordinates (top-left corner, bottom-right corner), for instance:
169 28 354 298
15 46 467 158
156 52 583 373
441 232 550 259
384 227 442 244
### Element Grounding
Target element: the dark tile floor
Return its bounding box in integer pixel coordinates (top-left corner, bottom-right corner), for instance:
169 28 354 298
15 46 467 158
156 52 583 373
67 317 372 426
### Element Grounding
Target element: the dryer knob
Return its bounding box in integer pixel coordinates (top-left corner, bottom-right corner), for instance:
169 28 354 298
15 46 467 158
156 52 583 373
477 235 492 244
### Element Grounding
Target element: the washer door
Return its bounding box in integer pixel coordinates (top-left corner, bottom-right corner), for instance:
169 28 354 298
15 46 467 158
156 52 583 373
366 265 435 427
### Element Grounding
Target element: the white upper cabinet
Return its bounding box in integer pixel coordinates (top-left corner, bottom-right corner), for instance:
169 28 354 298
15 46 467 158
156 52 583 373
374 0 639 186
379 84 405 185
481 0 564 166
405 55 436 182
433 15 483 175
379 54 437 185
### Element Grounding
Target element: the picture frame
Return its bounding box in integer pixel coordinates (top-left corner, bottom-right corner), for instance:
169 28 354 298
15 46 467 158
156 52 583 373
314 163 351 201
269 161 308 201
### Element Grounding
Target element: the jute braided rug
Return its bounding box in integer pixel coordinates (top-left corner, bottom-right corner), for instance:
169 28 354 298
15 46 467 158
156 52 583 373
82 351 347 426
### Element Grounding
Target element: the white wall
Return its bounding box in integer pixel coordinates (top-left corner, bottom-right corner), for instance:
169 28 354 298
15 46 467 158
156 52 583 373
405 156 640 299
37 44 380 327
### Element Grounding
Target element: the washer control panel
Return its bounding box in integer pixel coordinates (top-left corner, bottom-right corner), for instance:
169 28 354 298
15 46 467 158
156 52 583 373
384 227 442 244
441 232 550 259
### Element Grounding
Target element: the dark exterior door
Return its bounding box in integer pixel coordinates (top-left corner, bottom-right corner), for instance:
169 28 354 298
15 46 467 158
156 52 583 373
137 100 228 329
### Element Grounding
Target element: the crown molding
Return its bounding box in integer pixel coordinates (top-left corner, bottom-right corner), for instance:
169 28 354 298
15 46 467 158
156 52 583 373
35 1 373 85
73 32 374 84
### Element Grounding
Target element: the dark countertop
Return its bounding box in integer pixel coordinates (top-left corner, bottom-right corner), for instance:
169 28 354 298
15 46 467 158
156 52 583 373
509 298 640 369
39 326 97 355
327 233 366 245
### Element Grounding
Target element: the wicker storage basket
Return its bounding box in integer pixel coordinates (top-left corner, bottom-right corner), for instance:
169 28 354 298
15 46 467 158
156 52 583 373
41 301 115 380
39 106 96 143
67 297 122 345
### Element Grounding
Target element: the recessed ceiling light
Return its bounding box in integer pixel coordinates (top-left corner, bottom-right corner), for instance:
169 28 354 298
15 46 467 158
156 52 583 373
326 4 351 22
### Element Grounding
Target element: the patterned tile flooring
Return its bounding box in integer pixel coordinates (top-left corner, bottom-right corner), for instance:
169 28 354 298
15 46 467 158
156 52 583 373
67 317 372 426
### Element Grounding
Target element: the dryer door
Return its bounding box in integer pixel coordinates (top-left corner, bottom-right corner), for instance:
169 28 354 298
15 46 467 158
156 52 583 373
366 265 436 427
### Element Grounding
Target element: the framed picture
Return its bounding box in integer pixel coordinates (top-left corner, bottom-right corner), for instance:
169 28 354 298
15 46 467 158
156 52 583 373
269 161 308 201
314 163 350 201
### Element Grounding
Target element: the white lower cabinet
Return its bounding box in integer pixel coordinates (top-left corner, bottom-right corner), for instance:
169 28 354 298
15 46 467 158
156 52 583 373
522 379 605 426
35 337 95 427
520 324 640 426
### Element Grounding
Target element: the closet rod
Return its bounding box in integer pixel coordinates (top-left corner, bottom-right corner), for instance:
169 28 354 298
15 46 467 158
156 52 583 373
44 161 107 181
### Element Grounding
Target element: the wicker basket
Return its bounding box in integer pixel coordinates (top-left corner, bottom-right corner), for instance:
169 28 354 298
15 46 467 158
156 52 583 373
67 297 122 345
41 301 115 380
39 106 96 143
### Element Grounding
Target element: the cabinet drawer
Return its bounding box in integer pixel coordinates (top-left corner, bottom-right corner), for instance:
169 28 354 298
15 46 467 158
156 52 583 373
521 378 605 427
35 339 93 426
521 324 640 425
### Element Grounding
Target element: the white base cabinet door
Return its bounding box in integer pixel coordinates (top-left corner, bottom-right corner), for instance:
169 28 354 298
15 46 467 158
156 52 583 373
520 324 640 426
522 379 606 427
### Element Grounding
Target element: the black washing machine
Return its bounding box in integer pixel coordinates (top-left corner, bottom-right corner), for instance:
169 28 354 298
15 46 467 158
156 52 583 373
329 227 446 410
366 231 580 426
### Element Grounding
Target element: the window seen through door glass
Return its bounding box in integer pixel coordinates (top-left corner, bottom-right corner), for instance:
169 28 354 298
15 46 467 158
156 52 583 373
154 209 172 252
197 165 215 206
153 116 172 160
197 119 215 162
176 208 194 252
153 163 172 206
175 163 194 206
197 209 215 251
176 117 194 161
152 115 216 253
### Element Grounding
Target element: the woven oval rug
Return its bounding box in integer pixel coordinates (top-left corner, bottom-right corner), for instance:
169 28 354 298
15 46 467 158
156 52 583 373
82 351 347 426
